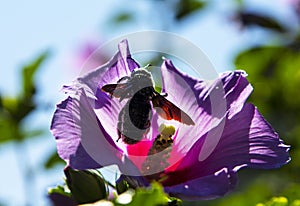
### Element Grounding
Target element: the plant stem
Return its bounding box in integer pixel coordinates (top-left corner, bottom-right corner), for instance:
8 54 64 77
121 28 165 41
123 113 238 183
14 140 36 206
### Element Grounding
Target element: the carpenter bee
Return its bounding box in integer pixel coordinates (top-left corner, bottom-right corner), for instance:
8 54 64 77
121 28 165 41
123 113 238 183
101 68 194 144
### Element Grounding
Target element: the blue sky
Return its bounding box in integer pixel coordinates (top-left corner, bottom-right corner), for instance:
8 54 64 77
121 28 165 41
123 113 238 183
0 0 293 205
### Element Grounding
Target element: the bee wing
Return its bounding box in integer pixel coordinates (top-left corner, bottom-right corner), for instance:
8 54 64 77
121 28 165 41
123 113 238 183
152 92 195 125
101 83 131 98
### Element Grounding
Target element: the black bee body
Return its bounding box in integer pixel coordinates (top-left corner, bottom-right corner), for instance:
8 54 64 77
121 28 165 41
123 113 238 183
117 86 155 144
102 68 194 144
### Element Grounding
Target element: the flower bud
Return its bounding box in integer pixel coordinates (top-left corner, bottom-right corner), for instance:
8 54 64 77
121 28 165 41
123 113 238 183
64 166 107 204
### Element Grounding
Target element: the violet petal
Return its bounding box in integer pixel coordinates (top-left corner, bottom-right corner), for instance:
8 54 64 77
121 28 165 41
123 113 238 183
51 89 122 169
164 168 237 200
62 39 139 143
160 59 253 155
51 40 140 169
164 104 290 186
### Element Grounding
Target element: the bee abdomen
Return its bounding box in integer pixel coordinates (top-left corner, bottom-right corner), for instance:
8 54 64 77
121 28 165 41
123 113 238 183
129 96 152 129
117 92 152 144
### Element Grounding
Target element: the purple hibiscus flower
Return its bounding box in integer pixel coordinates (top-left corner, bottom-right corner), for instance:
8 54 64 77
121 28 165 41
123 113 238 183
51 39 290 200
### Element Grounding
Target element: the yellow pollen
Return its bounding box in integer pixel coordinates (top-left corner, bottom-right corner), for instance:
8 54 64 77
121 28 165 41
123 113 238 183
158 124 176 137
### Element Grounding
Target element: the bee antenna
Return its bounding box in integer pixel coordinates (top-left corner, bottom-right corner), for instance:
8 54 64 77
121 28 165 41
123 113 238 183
144 64 152 71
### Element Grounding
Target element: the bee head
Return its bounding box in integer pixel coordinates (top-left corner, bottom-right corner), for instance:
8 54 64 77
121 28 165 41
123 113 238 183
130 68 154 89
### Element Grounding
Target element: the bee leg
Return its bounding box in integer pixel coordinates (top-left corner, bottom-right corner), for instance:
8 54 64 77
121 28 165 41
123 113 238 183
117 76 131 83
137 120 151 141
143 120 151 129
117 128 122 142
160 92 168 97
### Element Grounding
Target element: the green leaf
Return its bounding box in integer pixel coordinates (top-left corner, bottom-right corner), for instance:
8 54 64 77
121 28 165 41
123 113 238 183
64 167 108 204
291 200 300 206
0 51 50 145
257 197 288 206
22 51 50 99
234 0 244 7
1 97 19 117
235 46 284 78
23 129 45 139
113 12 134 24
200 175 276 206
2 96 35 123
116 175 130 194
116 174 149 194
48 185 71 197
281 183 300 204
176 0 207 20
235 45 300 133
232 42 300 206
235 12 287 33
18 51 50 121
115 183 170 206
1 51 50 123
14 97 36 122
0 93 2 109
0 116 16 143
48 185 77 206
235 46 281 114
44 150 65 169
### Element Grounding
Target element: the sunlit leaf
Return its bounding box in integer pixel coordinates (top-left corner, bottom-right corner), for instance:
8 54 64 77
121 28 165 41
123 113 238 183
115 183 170 206
257 196 288 206
175 0 207 20
48 185 71 197
282 183 300 204
192 172 293 206
291 200 300 206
